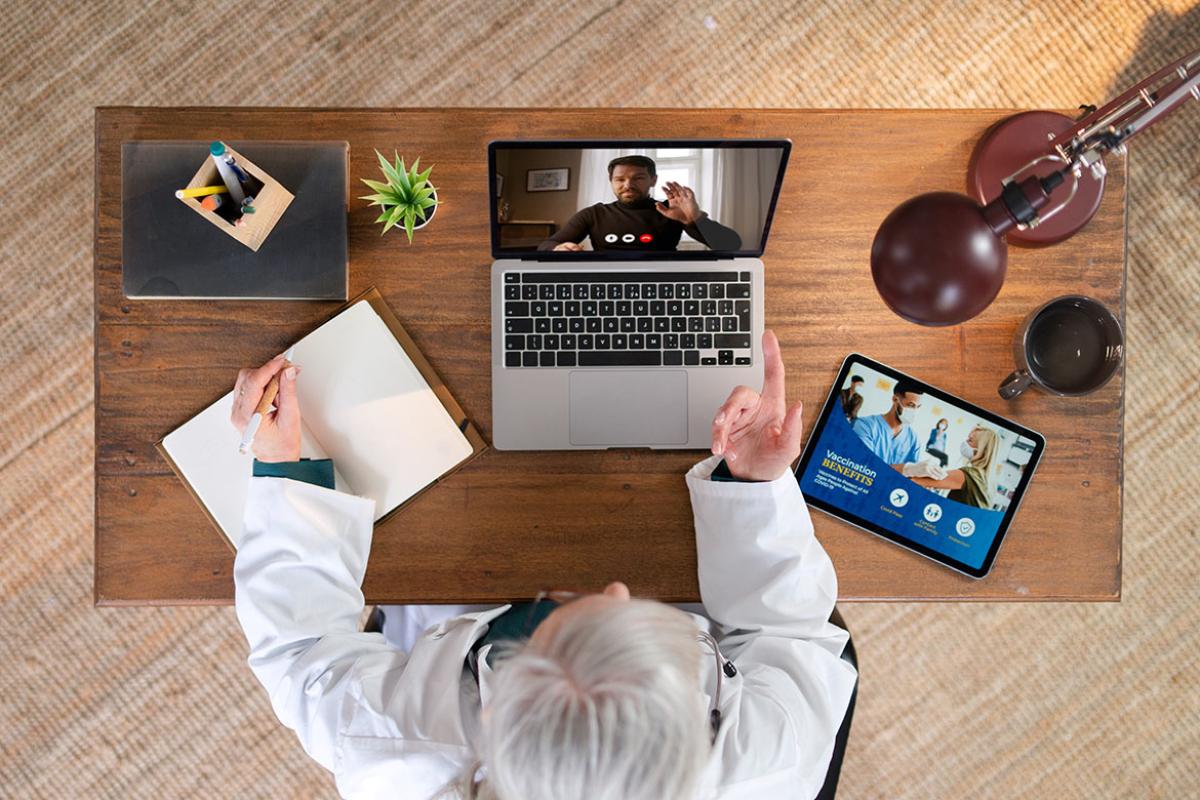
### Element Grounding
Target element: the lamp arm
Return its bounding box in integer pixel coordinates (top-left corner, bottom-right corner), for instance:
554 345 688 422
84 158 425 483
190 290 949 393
1048 50 1200 180
1119 69 1200 138
1050 49 1200 156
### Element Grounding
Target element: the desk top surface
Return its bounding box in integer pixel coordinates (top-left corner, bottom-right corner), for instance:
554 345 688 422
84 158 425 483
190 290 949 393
94 107 1125 604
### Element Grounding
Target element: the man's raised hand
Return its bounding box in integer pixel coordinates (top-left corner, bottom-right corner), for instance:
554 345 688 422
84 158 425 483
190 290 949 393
655 181 703 225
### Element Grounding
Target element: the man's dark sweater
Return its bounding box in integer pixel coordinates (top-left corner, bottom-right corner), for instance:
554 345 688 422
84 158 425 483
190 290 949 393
538 197 742 252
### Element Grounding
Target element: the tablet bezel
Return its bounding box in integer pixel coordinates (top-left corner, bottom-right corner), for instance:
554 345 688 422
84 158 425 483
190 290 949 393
794 353 1046 579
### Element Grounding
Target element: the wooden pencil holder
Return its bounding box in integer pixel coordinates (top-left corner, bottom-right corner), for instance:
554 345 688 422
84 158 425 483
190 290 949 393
177 142 294 252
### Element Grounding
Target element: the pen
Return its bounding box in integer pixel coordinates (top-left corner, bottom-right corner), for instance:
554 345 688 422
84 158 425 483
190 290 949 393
228 161 250 183
238 347 295 455
210 141 248 205
175 185 229 199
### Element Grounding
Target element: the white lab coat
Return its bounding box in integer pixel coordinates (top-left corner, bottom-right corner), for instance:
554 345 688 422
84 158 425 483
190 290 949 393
234 456 858 799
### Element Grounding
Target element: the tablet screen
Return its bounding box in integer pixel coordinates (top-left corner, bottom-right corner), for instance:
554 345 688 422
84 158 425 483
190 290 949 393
795 354 1045 578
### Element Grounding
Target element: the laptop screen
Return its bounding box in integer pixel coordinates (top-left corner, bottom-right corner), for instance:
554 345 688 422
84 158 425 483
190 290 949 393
489 140 790 260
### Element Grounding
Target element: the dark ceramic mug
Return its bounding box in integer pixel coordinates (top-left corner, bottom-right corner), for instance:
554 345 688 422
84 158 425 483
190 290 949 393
999 295 1123 400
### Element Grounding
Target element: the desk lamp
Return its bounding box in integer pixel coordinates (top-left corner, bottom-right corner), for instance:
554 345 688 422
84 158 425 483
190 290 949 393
870 49 1200 326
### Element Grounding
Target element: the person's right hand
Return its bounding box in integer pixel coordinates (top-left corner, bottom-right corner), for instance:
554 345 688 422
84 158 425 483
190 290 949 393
553 241 584 252
230 355 303 463
710 330 805 481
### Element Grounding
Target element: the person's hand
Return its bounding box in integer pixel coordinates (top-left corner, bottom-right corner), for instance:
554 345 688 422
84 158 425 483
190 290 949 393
656 182 703 225
230 355 303 463
902 461 948 480
710 330 805 481
553 241 584 252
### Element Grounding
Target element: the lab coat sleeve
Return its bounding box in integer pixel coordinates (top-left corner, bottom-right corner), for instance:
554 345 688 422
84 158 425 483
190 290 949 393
686 456 858 788
234 476 393 772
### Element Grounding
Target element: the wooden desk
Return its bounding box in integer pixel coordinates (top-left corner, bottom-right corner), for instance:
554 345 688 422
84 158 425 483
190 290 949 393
94 108 1125 605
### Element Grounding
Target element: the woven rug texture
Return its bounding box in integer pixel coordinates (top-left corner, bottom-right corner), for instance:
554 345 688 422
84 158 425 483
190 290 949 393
0 1 1197 797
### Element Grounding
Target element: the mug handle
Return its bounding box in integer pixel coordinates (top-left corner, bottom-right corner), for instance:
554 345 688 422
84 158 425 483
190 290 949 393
999 369 1033 400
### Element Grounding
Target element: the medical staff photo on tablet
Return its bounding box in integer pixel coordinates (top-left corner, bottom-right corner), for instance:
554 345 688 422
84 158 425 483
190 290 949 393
795 355 1045 578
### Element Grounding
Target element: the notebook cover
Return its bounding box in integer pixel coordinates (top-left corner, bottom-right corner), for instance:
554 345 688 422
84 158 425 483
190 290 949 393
156 287 488 552
122 140 348 299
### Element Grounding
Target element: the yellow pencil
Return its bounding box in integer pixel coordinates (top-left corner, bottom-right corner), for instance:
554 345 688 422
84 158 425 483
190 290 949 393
175 185 229 199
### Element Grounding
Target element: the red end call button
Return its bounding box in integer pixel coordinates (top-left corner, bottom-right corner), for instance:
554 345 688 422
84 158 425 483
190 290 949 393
639 233 653 243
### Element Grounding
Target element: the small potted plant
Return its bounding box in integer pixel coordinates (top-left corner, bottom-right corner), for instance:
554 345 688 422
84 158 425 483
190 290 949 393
360 150 440 241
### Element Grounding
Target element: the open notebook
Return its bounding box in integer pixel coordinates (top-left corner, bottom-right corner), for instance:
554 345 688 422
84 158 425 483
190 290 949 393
158 290 485 550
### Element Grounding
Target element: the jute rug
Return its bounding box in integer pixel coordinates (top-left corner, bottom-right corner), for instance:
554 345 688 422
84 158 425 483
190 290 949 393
1 1 1196 797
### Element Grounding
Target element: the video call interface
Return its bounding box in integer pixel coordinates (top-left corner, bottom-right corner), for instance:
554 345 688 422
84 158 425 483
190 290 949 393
492 145 787 255
797 360 1039 571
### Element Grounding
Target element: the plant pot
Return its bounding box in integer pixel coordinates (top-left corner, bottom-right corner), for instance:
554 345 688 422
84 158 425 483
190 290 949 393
379 185 437 240
411 185 437 231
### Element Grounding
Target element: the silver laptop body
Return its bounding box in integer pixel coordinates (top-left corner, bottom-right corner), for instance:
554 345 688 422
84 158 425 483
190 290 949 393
491 259 765 449
488 139 788 450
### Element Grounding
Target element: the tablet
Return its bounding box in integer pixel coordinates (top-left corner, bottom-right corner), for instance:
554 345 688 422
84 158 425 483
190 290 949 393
794 354 1045 579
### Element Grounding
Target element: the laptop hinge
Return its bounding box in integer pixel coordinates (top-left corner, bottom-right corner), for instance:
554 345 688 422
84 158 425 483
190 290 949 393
529 253 735 262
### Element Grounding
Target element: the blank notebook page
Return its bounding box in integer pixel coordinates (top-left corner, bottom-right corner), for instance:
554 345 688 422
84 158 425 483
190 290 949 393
290 300 474 521
162 299 472 547
161 396 339 548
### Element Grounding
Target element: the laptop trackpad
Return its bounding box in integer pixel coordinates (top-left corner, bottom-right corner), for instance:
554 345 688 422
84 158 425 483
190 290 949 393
569 370 688 446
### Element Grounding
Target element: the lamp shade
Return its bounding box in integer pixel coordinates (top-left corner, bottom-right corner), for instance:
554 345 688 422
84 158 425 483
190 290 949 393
870 191 1007 326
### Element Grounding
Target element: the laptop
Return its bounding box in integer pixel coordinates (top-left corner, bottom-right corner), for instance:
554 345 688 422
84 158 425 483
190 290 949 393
490 139 791 450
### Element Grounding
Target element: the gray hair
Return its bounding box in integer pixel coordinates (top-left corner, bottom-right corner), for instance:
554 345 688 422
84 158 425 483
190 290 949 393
461 599 709 800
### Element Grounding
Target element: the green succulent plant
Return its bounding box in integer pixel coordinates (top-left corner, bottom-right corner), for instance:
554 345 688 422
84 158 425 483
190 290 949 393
359 150 439 241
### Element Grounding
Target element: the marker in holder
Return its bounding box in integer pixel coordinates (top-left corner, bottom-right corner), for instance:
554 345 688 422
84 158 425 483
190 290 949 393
175 141 294 252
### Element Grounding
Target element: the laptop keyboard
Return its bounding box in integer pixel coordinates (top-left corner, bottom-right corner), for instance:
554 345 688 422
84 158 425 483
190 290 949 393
503 271 753 368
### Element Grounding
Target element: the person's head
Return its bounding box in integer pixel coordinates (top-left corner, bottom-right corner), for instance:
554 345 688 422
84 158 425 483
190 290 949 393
963 426 999 470
937 418 949 431
469 582 709 800
607 156 658 205
890 379 924 421
847 375 864 393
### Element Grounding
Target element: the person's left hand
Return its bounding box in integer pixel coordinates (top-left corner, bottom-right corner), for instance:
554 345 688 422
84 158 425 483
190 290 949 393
902 460 948 480
230 355 303 463
656 181 703 225
710 330 805 481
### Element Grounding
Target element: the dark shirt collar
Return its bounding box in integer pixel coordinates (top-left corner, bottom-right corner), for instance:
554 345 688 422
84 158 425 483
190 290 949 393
610 196 657 211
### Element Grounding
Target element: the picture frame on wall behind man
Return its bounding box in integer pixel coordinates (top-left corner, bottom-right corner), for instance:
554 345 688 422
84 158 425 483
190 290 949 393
526 167 570 192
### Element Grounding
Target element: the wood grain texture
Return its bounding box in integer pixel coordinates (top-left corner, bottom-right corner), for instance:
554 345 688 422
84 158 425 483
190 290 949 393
94 107 1125 604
